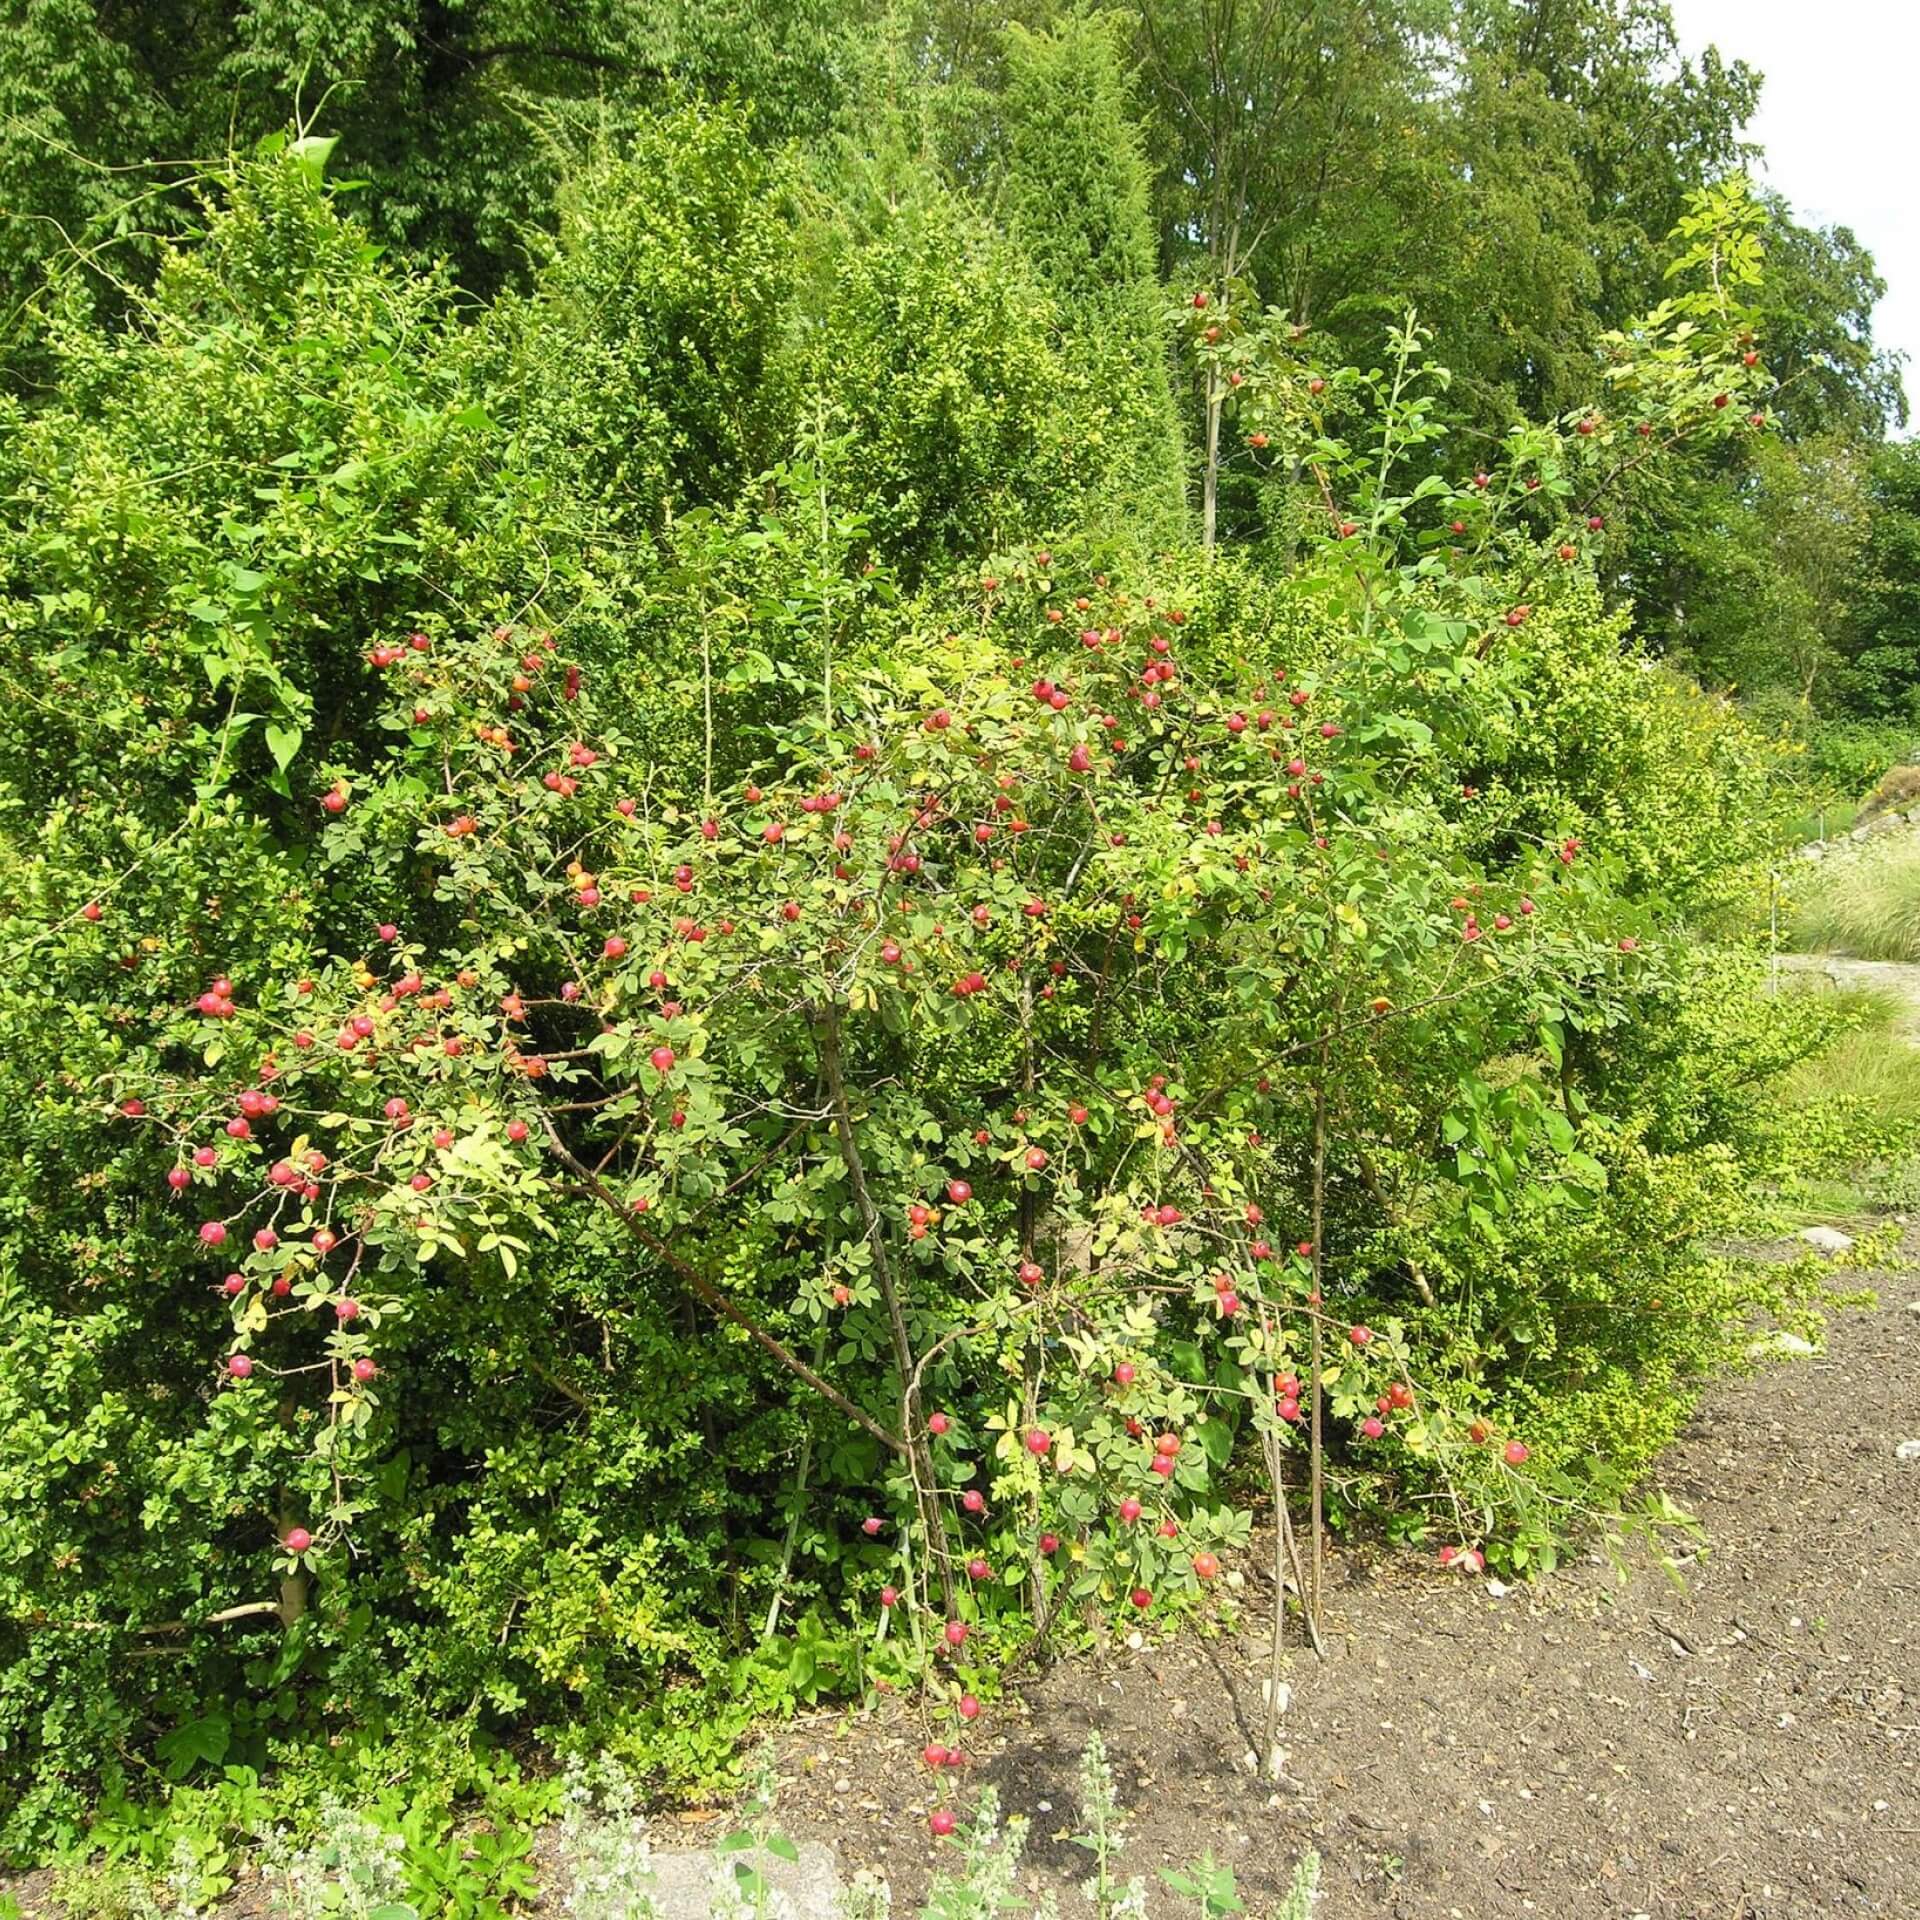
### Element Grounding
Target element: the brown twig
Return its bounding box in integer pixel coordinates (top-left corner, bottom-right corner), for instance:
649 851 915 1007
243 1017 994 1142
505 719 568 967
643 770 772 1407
539 1115 905 1456
1352 1144 1438 1309
1307 1040 1328 1640
13 1601 285 1635
817 1006 952 1609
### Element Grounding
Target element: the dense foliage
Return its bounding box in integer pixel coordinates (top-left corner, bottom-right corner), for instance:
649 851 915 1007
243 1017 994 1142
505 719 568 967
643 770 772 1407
4 0 1910 733
0 0 1911 1878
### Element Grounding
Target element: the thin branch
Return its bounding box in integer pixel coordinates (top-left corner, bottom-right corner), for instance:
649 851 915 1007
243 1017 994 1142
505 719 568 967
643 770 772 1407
539 1114 905 1456
1308 1040 1328 1639
1351 1146 1439 1309
817 1006 953 1610
13 1601 285 1635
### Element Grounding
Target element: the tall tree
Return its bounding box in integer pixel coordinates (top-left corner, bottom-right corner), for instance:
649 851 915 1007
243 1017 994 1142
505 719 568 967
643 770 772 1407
1841 443 1920 719
1646 436 1872 708
997 11 1188 544
1748 198 1908 441
1133 0 1431 546
0 0 871 362
1452 0 1760 324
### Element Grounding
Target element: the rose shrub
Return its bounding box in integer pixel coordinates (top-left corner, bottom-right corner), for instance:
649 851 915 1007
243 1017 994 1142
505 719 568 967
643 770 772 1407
0 109 1866 1852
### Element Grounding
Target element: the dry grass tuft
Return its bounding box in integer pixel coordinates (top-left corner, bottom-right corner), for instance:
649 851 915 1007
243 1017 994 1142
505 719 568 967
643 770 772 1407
1857 764 1920 822
1790 838 1920 963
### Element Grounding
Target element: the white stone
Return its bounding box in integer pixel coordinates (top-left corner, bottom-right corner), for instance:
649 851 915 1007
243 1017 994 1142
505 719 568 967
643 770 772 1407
1747 1331 1818 1359
1795 1226 1853 1255
640 1842 843 1920
1896 1439 1920 1462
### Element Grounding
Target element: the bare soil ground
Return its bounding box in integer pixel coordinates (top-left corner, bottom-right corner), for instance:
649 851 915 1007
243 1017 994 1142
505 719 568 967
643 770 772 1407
774 1261 1920 1920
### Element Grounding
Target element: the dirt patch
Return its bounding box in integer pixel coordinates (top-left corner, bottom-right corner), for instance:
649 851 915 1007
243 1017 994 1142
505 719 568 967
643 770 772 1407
772 1268 1920 1918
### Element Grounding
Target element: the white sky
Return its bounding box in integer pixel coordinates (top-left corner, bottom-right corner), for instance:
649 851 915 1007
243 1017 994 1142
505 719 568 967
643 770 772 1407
1666 0 1916 429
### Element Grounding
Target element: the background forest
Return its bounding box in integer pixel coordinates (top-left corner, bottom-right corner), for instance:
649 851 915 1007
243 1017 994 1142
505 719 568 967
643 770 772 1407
0 0 1915 1900
5 0 1913 734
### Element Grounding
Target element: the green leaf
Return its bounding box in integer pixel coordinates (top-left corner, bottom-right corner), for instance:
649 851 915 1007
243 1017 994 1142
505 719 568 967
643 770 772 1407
289 135 339 185
264 724 303 773
156 1712 231 1780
